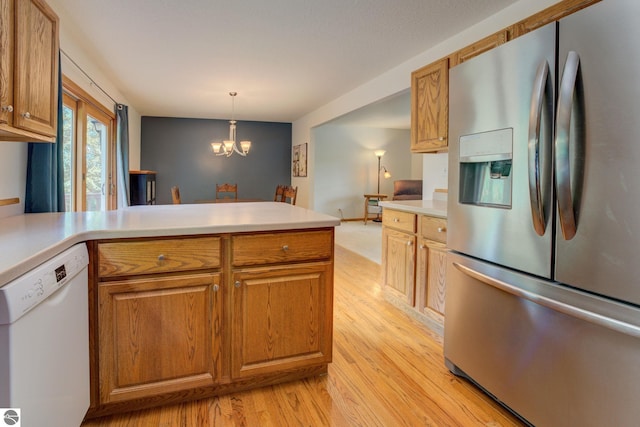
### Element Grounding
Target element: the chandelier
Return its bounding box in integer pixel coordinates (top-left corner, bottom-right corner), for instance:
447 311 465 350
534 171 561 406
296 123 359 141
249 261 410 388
211 92 251 157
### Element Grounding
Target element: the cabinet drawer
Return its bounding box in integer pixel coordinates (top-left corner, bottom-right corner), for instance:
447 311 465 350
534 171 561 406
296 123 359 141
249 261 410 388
421 216 447 243
232 230 333 266
98 237 221 278
383 209 416 233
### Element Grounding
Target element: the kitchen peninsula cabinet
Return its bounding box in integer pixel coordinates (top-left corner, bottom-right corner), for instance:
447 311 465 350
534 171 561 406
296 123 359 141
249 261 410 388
411 58 449 153
95 237 222 405
230 231 333 379
85 222 335 419
0 0 59 142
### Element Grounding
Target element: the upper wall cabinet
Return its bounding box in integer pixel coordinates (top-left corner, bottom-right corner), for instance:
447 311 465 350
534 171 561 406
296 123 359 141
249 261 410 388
410 58 449 153
0 0 59 142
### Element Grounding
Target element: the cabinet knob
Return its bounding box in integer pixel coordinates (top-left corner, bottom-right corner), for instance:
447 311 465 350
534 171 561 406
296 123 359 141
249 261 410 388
419 244 426 249
438 136 445 141
1 105 13 113
213 284 219 292
393 218 400 222
407 241 413 246
234 280 241 288
157 254 165 261
437 227 446 233
22 112 31 119
282 245 289 252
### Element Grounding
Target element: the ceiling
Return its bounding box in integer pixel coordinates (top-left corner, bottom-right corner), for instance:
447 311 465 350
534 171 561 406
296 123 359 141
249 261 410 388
52 0 517 124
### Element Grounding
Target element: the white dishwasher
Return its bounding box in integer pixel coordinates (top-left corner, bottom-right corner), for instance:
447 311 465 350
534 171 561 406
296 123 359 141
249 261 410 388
0 243 90 427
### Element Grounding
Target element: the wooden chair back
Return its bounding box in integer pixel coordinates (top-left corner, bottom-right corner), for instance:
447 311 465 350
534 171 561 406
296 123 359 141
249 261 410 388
282 186 297 205
274 185 286 202
171 186 181 204
216 183 238 201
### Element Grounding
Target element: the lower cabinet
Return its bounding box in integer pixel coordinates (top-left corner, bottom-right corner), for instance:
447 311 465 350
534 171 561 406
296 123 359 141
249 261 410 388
231 262 333 378
87 229 334 419
97 272 222 403
382 227 416 305
382 208 448 322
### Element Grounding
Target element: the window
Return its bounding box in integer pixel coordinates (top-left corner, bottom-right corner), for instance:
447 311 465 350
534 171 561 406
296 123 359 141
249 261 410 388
62 77 117 211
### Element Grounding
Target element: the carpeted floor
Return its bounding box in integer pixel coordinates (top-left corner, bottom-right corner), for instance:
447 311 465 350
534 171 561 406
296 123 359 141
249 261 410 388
334 220 382 264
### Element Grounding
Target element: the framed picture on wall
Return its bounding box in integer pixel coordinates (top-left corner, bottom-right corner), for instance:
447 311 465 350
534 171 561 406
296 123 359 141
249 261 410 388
293 143 307 177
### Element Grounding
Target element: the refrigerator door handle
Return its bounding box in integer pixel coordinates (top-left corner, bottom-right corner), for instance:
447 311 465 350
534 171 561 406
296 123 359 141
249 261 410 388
555 51 582 240
452 262 640 339
528 60 551 236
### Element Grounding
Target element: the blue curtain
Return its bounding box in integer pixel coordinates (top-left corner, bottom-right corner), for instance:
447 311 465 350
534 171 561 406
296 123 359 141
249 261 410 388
24 53 64 213
116 104 130 207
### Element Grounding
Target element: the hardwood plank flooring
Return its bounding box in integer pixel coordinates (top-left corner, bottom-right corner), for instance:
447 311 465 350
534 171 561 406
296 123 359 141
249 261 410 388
82 245 524 427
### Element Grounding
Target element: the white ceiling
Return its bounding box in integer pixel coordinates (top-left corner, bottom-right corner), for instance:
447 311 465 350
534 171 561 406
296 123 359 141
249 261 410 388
52 0 516 123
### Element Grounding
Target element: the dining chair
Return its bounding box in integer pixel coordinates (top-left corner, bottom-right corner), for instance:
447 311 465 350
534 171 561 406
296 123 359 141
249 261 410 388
216 183 238 201
282 186 297 205
274 185 285 202
171 186 181 204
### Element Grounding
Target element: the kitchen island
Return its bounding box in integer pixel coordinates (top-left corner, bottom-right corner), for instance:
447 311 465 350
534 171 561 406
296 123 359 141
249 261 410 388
0 203 340 419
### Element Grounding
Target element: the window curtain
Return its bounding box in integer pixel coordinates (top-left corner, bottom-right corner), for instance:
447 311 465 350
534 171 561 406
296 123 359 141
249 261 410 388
24 53 64 213
116 104 130 207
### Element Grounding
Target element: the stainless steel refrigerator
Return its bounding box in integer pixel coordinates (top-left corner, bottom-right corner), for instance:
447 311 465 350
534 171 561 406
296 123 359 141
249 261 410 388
445 0 640 425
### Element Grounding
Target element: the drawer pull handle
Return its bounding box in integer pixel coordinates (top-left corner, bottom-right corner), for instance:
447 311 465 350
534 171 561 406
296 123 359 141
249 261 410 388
158 254 166 261
213 284 219 292
437 227 446 233
234 281 241 288
282 245 289 252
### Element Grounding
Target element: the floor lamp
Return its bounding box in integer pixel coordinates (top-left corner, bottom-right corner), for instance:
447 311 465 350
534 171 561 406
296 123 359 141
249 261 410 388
373 150 391 222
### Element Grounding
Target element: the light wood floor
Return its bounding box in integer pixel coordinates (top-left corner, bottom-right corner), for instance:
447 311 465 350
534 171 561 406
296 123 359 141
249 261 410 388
82 245 524 427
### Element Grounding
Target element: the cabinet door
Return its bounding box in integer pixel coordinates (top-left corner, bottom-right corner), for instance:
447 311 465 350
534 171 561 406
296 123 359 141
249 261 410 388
382 228 416 305
98 273 222 403
231 262 333 378
13 0 59 137
416 239 447 317
0 0 13 126
411 57 449 153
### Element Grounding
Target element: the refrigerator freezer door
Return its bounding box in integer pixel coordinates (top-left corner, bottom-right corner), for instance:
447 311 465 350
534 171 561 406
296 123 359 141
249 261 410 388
555 0 640 305
445 252 640 426
448 23 556 279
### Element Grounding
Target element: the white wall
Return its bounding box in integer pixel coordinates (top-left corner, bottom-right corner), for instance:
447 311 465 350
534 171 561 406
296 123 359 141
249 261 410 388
312 125 415 218
292 0 559 209
0 0 142 218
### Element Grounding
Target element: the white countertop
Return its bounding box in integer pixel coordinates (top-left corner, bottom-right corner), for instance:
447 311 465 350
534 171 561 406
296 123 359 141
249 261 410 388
0 202 340 287
379 199 447 218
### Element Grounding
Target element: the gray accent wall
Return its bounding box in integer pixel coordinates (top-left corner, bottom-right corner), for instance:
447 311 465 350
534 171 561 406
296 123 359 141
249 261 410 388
141 117 292 204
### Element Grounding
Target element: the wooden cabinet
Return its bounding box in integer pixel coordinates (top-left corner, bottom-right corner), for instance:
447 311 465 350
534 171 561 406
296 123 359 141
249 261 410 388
95 236 222 405
450 30 508 67
382 210 417 304
415 216 448 319
382 208 448 323
87 228 335 419
231 263 333 378
97 272 222 403
0 0 59 142
411 58 449 153
230 230 334 378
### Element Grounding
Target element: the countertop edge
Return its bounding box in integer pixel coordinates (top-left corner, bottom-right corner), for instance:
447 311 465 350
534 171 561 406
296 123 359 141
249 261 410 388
0 204 340 287
379 200 447 218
